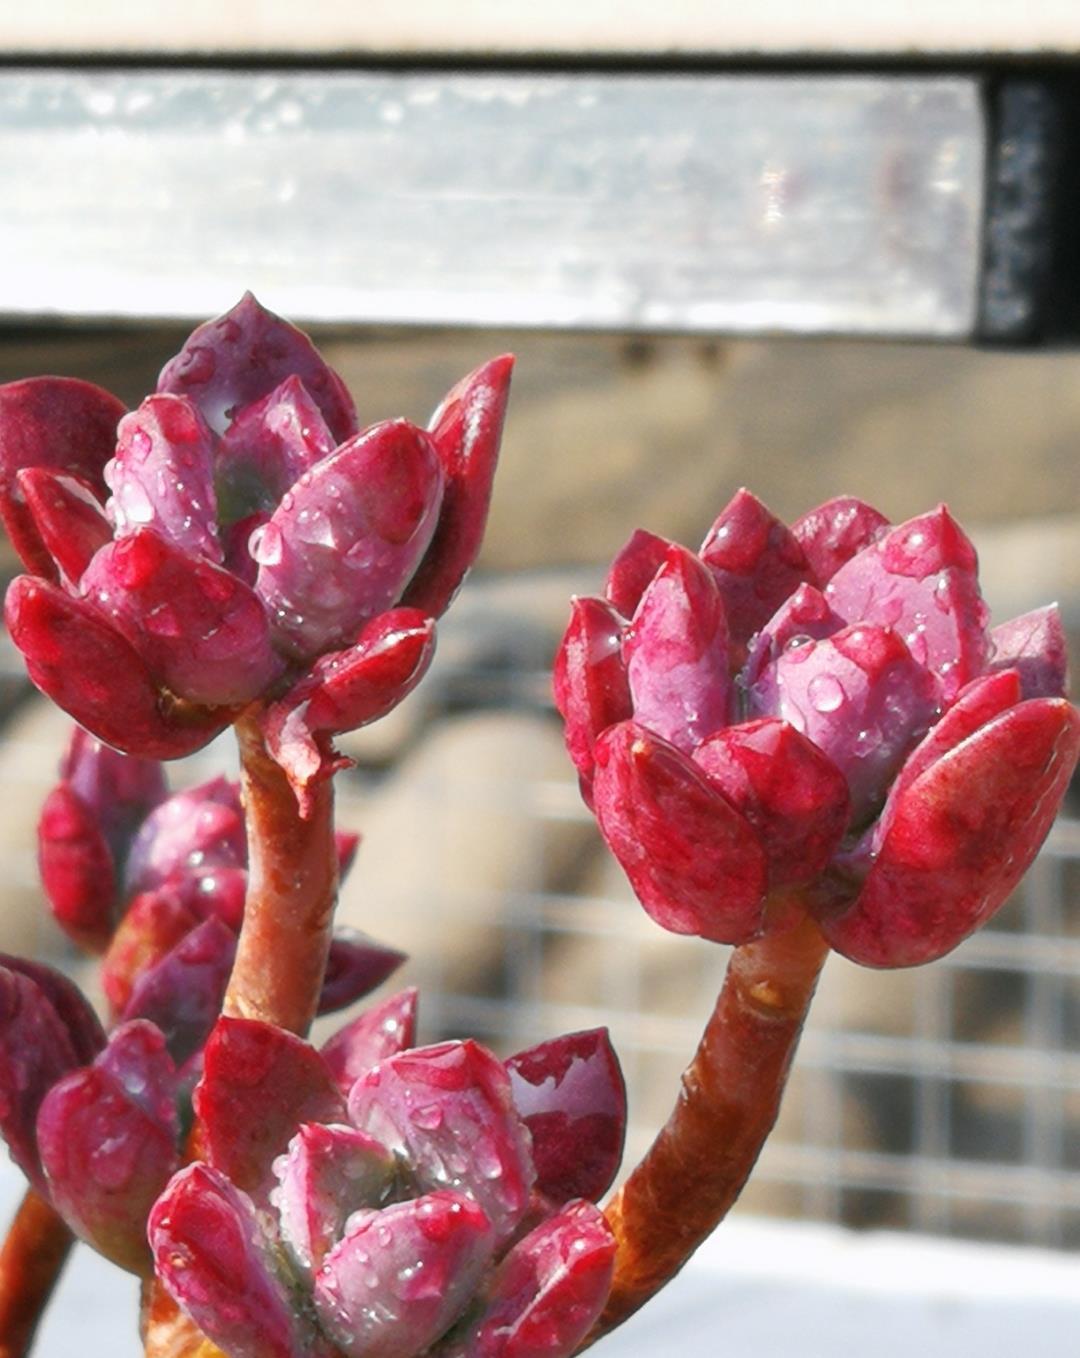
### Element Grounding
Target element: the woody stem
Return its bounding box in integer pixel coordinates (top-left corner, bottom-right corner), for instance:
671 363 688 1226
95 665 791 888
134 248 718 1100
585 906 829 1344
0 1190 73 1358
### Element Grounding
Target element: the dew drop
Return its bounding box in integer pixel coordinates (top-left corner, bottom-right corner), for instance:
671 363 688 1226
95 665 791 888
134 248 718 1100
249 522 283 567
118 480 155 525
129 427 152 456
410 1103 444 1132
807 673 845 713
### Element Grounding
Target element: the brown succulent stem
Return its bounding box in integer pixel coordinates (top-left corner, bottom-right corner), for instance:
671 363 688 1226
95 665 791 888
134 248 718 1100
223 706 338 1037
586 906 829 1345
0 1190 74 1358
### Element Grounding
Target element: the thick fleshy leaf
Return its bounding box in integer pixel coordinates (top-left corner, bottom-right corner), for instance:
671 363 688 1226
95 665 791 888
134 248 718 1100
552 596 632 794
106 395 221 562
195 1018 344 1206
313 1191 495 1358
101 884 204 1019
624 544 730 753
748 623 937 823
506 1030 626 1204
125 777 245 895
450 1200 615 1358
336 830 361 879
80 529 281 707
402 355 514 617
217 374 336 522
989 605 1069 699
321 988 419 1097
591 722 768 944
820 699 1080 967
149 1163 307 1358
0 956 106 1067
37 1022 179 1273
603 528 672 619
740 583 843 706
272 1122 396 1278
263 609 436 812
790 496 890 586
348 1040 535 1246
0 376 125 577
318 932 408 1016
5 576 230 759
255 420 444 661
693 719 851 890
699 488 812 652
157 292 357 443
37 784 116 951
122 918 236 1067
58 727 166 862
18 468 113 585
825 505 990 703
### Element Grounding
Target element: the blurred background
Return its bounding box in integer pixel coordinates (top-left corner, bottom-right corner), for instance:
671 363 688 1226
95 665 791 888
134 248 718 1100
1 1 1080 1288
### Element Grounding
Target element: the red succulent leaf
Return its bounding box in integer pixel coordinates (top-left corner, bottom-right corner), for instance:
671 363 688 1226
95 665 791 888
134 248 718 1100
603 528 673 619
820 698 1080 967
790 496 890 586
216 374 336 523
824 504 990 703
320 988 419 1097
5 576 231 759
335 830 360 879
273 1122 397 1278
58 727 166 859
157 292 357 443
699 488 812 653
505 1029 626 1205
125 777 245 896
17 468 113 585
37 1021 179 1274
80 529 282 707
552 596 632 798
740 582 843 705
448 1200 615 1358
348 1040 535 1247
107 395 222 563
624 543 731 753
263 609 436 813
313 1191 496 1358
37 784 116 952
989 604 1069 699
591 722 768 944
317 931 408 1016
694 718 851 889
101 884 204 1019
121 917 237 1067
0 376 125 577
195 1018 344 1207
149 1163 308 1358
402 354 514 618
0 955 106 1067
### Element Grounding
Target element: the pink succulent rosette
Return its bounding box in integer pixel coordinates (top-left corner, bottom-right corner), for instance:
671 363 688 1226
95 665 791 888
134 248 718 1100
555 490 1080 967
0 294 513 810
147 993 625 1358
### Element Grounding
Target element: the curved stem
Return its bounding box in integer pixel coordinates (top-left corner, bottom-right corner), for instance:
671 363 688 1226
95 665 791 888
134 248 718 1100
586 908 829 1344
223 707 338 1037
0 1191 74 1358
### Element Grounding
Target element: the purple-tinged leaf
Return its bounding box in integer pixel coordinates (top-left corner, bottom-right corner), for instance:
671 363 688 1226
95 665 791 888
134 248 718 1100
790 496 889 586
58 727 166 862
313 1191 495 1358
122 917 236 1067
37 784 116 952
349 1040 535 1247
195 1018 344 1207
0 376 125 577
604 528 673 619
591 722 768 944
101 884 204 1019
18 468 112 585
318 931 408 1016
740 582 842 708
819 698 1080 967
157 292 357 443
106 395 221 562
5 576 231 759
272 1122 396 1278
989 604 1069 699
403 355 514 617
149 1163 308 1358
624 544 731 753
0 955 106 1067
37 1021 178 1274
125 777 245 896
506 1030 626 1205
321 988 418 1097
255 419 444 662
552 596 632 798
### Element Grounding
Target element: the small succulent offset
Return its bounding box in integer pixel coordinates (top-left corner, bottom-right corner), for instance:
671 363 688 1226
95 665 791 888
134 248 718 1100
556 490 1079 967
